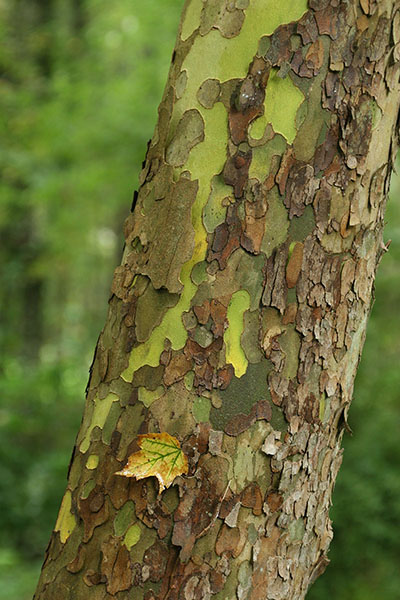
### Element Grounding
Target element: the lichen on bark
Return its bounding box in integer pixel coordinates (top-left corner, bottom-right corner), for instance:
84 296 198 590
34 1 400 599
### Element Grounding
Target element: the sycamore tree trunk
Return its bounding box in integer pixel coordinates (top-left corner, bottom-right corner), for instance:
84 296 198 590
34 1 400 599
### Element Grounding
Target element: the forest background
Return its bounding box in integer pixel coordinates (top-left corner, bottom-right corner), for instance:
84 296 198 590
0 1 399 599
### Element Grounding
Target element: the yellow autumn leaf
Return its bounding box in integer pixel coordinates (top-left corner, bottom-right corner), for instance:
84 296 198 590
115 432 188 492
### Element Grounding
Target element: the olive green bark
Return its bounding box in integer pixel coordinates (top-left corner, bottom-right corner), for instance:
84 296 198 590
34 1 400 599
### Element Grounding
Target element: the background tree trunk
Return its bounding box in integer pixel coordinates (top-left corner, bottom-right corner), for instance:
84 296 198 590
34 1 400 599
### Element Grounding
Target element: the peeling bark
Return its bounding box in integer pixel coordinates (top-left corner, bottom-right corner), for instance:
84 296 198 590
34 1 400 599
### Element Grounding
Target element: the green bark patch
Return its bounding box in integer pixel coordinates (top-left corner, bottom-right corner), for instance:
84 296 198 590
210 360 272 431
102 400 123 445
263 69 305 144
192 396 211 423
194 250 265 311
183 102 228 180
288 518 305 542
54 490 76 544
135 282 179 343
140 177 198 293
241 310 263 364
184 370 195 391
203 175 231 233
122 286 187 379
248 134 287 182
249 112 269 141
370 97 382 130
131 364 164 390
138 385 164 408
175 69 188 100
260 187 290 258
270 403 288 434
114 501 136 537
150 381 196 438
233 421 271 490
280 325 301 380
166 109 205 167
197 78 221 109
79 393 119 454
319 393 330 423
200 0 245 39
293 70 329 162
288 204 315 242
116 404 144 462
236 253 266 310
128 526 157 563
86 455 99 470
193 325 214 348
190 260 208 285
81 479 96 501
224 290 251 377
124 523 141 550
180 0 203 41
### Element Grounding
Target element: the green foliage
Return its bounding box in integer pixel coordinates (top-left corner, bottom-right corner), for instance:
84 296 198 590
0 1 399 599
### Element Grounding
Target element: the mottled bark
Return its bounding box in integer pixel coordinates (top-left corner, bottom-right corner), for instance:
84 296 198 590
34 1 400 599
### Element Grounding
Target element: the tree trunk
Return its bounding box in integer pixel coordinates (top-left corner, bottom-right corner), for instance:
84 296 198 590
34 1 400 599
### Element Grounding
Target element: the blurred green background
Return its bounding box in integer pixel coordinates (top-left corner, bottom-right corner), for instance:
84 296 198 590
0 1 399 598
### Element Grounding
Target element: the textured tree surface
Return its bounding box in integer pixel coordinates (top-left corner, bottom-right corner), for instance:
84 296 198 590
34 1 400 599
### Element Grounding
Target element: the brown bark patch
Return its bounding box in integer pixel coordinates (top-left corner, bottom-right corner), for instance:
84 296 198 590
223 150 252 199
143 540 169 582
229 106 262 145
240 483 263 516
101 536 132 595
193 301 211 325
163 353 192 387
265 490 284 513
79 487 109 543
224 399 272 436
215 525 242 557
286 242 304 288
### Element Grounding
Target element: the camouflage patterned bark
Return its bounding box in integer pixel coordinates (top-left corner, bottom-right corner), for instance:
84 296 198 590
34 1 400 599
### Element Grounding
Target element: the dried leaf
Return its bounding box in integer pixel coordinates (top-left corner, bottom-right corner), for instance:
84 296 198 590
115 433 188 492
